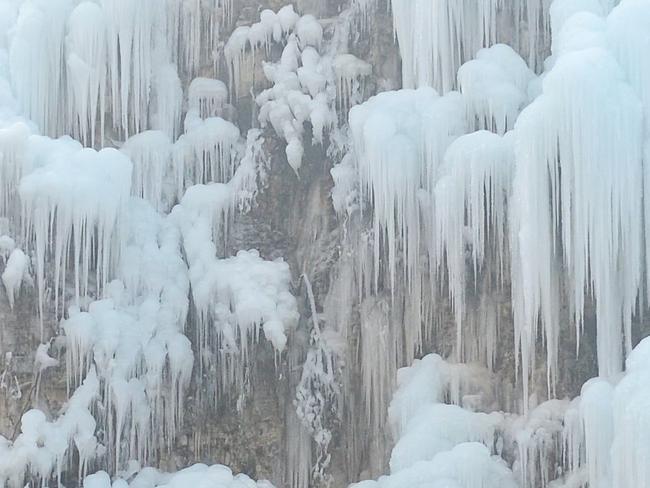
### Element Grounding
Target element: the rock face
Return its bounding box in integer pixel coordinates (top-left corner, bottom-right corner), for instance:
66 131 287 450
2 1 650 488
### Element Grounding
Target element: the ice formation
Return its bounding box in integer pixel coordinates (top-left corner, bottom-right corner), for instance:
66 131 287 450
188 78 229 119
510 0 644 394
174 116 241 192
349 87 466 292
19 138 132 322
171 169 299 404
0 369 100 487
82 463 274 488
2 0 650 488
434 131 514 361
350 354 517 488
391 0 552 92
1 247 27 308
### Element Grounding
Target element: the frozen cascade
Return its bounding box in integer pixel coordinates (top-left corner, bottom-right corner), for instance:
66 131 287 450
20 138 132 325
458 45 537 135
333 54 372 120
120 130 175 211
349 87 466 294
0 122 31 219
434 131 514 362
60 198 194 473
66 1 107 147
188 78 229 120
171 152 299 406
174 116 241 194
351 354 517 488
510 3 644 392
9 0 71 137
391 0 553 92
558 337 650 488
1 0 650 487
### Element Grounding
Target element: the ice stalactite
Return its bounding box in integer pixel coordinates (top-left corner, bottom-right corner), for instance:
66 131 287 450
150 64 183 142
349 87 466 294
391 0 552 92
333 54 372 120
224 5 300 100
510 4 644 395
171 129 297 409
605 0 650 303
61 198 193 473
295 275 341 486
102 0 160 139
0 121 31 220
458 44 536 135
351 0 381 32
557 337 650 488
19 138 132 326
335 84 467 456
255 33 335 175
224 5 348 177
8 0 210 142
121 130 175 211
172 184 298 405
163 0 233 79
66 1 107 147
434 131 514 362
9 0 70 137
510 399 570 488
351 354 517 488
174 116 241 195
188 78 229 120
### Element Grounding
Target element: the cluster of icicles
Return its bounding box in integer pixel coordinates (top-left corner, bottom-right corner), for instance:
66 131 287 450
0 1 329 487
331 0 650 486
346 337 650 488
8 0 235 143
1 0 650 487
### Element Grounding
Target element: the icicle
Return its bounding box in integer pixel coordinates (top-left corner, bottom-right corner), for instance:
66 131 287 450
606 0 650 309
170 142 297 409
1 247 27 308
333 54 372 119
151 64 183 141
19 139 132 324
174 117 241 194
9 0 71 136
349 87 466 293
102 0 157 138
224 26 251 101
66 1 107 147
511 8 644 389
512 399 570 488
188 78 228 119
458 45 536 135
356 353 513 488
434 131 514 362
0 122 31 219
121 130 174 211
579 379 614 488
390 0 552 92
